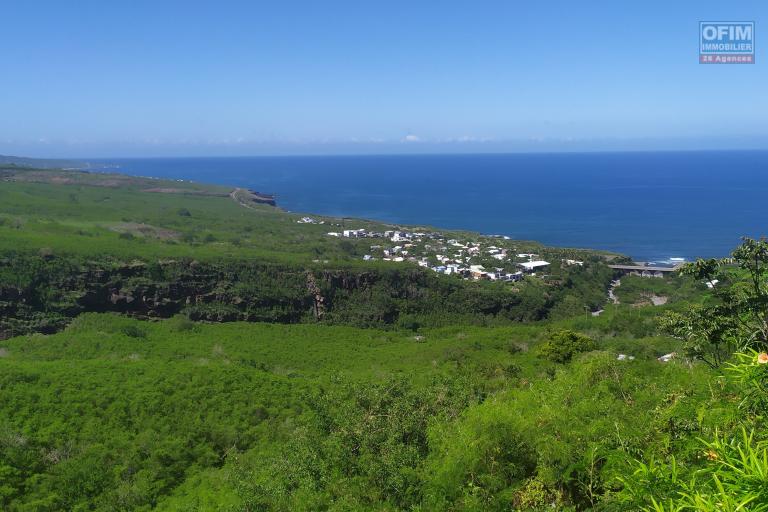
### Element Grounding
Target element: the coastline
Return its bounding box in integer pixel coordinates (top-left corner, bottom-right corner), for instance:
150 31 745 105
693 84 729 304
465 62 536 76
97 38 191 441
21 151 768 262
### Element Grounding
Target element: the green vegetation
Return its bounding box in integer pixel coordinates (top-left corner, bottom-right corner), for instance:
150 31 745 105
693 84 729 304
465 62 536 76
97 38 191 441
537 329 596 363
3 166 768 510
0 311 708 511
612 274 705 306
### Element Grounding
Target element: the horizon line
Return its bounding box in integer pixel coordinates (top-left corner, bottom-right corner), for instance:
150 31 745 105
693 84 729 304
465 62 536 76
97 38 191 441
9 146 767 162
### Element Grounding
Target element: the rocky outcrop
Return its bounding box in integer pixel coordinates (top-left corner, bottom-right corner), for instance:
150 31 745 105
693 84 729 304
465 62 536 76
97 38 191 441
306 272 326 320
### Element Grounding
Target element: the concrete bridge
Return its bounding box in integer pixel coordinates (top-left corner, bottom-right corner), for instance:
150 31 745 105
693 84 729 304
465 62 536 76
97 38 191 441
608 263 683 277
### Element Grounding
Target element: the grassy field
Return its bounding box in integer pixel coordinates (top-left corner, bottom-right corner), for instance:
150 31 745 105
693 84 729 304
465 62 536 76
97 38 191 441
0 166 454 262
0 171 336 262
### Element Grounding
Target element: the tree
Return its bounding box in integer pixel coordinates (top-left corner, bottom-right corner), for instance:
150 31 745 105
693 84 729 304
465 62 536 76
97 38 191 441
660 237 768 368
538 329 596 363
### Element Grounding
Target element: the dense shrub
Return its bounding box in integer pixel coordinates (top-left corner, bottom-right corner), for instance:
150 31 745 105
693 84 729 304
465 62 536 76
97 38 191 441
538 329 596 363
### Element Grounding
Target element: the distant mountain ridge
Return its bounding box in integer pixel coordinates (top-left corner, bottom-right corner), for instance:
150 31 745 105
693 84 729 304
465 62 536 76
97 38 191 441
0 154 87 169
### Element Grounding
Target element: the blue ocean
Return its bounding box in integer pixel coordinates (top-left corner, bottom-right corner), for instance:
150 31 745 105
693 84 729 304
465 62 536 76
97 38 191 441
98 151 768 261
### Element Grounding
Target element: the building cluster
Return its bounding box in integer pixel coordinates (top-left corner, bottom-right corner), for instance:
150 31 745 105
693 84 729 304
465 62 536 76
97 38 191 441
325 227 569 282
326 228 420 240
297 216 325 224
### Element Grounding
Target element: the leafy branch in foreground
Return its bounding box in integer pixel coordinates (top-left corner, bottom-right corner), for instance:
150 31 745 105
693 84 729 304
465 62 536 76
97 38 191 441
620 428 768 512
660 237 768 368
619 351 768 511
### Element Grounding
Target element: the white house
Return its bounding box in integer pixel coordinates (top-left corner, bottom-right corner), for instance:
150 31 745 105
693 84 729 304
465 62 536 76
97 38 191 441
343 229 366 238
391 231 411 242
520 260 550 272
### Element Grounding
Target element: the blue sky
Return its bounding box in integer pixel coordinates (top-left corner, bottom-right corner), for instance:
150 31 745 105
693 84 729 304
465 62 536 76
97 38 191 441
2 0 766 157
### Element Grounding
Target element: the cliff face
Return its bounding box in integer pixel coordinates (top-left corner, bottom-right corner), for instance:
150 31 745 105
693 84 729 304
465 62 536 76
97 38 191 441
0 253 556 337
230 188 277 207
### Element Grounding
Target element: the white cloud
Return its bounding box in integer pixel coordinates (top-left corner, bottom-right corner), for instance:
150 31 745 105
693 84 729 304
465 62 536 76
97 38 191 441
444 135 493 143
402 134 421 142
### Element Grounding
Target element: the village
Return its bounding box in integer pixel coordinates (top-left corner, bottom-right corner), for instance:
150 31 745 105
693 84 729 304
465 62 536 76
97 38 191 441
319 222 586 282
